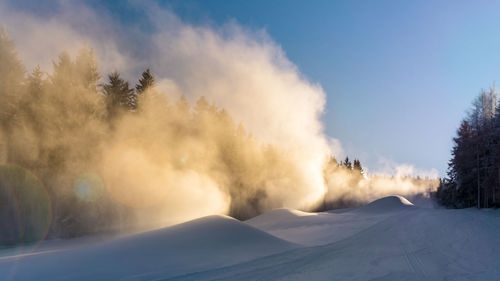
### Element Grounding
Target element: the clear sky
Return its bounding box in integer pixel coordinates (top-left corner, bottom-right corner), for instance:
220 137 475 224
8 0 500 176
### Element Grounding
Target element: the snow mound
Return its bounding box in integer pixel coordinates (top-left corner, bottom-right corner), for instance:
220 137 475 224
245 208 317 226
184 206 500 281
0 215 297 280
357 195 415 213
246 205 397 246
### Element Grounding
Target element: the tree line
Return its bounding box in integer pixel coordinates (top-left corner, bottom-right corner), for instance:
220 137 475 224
0 28 439 245
316 156 365 210
436 86 500 208
0 28 322 244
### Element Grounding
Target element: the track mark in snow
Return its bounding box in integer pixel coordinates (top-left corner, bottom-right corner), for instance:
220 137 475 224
0 249 65 261
402 247 428 281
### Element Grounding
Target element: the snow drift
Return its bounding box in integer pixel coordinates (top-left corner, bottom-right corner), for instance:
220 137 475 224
0 215 296 280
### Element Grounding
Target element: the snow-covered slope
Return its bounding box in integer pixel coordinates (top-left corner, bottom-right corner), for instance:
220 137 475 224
245 196 412 246
178 198 500 281
3 196 500 281
0 215 297 280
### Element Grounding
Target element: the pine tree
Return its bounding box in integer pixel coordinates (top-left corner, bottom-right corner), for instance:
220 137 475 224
343 157 352 170
489 92 500 206
328 155 338 167
176 95 190 115
135 68 155 94
353 159 363 173
21 65 46 126
74 47 100 92
194 96 210 115
469 88 497 207
50 48 100 94
0 28 26 127
134 68 155 110
440 87 499 208
449 120 476 207
27 65 44 97
51 52 74 88
102 71 134 119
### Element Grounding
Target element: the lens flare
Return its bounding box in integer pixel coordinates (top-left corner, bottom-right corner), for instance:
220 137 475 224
0 164 52 281
179 157 187 164
74 173 104 203
0 164 52 245
0 177 22 244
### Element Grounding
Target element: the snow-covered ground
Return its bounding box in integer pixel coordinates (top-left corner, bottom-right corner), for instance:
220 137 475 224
2 195 500 280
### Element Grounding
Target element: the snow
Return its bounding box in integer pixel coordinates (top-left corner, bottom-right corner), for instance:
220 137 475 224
244 196 414 246
354 195 414 213
3 196 500 280
0 215 296 280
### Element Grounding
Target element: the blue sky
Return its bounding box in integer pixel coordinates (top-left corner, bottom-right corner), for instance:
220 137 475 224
8 0 500 176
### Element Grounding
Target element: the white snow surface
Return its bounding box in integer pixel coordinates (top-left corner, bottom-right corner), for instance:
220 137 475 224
3 195 500 280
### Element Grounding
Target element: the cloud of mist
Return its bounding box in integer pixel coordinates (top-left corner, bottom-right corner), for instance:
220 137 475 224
0 1 438 237
375 162 439 179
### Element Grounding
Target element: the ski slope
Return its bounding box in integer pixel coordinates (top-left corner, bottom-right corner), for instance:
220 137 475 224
2 196 500 280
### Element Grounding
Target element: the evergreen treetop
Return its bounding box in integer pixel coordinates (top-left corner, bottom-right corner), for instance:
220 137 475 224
136 68 155 94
